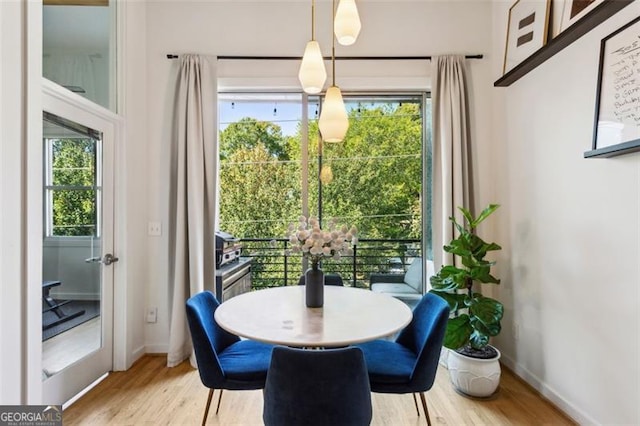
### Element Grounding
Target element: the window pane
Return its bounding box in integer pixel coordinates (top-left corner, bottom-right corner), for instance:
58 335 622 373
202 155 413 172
51 139 96 186
311 96 423 241
43 4 115 110
218 92 427 289
51 189 97 236
218 94 303 238
44 113 101 238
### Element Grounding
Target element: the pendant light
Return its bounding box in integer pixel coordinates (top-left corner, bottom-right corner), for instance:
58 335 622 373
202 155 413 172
318 0 349 143
299 0 327 94
334 0 361 46
320 164 334 185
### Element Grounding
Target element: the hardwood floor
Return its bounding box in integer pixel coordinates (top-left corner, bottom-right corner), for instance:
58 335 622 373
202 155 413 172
63 355 575 425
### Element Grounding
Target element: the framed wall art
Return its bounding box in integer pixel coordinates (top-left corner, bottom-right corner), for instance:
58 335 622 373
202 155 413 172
560 0 604 33
550 0 566 38
503 0 552 74
585 16 640 158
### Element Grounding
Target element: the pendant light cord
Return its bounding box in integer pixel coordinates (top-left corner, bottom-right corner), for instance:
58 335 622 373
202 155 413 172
311 0 316 41
332 0 336 86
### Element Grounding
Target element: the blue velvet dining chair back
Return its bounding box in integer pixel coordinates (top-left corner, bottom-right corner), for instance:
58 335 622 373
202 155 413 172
186 291 239 388
186 291 274 425
356 292 449 425
263 346 372 426
395 292 450 390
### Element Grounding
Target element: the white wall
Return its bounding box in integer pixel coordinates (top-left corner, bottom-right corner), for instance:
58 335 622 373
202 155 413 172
116 0 149 368
1 0 43 404
141 0 494 352
491 2 640 424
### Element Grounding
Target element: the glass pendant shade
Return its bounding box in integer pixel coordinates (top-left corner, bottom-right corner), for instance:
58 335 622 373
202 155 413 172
298 41 327 94
334 0 361 46
319 86 349 142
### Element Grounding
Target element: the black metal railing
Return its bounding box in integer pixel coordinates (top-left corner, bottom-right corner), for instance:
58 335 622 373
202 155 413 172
240 238 421 290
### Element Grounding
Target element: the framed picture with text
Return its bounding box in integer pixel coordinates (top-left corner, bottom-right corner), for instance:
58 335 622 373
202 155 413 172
503 0 551 74
586 16 640 158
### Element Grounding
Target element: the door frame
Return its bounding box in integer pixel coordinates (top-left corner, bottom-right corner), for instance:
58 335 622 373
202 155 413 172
40 78 124 405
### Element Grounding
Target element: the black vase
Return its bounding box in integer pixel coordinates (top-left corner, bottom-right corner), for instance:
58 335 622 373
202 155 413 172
305 263 325 308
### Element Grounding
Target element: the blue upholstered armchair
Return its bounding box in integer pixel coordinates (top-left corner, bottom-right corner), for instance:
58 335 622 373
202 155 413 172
356 293 449 425
186 291 274 425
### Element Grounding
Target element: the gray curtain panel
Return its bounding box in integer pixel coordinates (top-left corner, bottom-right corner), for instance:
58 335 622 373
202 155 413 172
431 55 473 273
167 54 218 367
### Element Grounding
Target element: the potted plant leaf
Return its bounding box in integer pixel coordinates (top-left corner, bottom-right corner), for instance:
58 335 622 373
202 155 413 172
429 203 503 397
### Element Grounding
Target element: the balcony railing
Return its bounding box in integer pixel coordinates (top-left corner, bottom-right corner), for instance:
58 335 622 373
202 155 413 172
240 238 421 289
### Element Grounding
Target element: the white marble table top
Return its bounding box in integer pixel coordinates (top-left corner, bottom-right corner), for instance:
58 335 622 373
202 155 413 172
214 286 413 347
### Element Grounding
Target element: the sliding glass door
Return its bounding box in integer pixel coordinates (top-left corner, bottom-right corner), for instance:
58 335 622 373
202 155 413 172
217 92 428 289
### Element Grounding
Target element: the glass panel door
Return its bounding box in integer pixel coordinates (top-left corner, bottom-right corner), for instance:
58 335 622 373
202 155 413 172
42 114 103 378
41 85 115 405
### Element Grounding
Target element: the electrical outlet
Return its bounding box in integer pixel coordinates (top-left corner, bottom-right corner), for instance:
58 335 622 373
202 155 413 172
512 323 520 340
148 221 162 236
146 307 157 323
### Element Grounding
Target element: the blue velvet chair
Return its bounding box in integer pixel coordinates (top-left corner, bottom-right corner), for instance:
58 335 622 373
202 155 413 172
263 346 372 426
186 291 274 425
356 293 449 425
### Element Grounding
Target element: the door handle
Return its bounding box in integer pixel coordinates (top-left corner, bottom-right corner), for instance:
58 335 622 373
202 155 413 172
103 253 119 265
85 256 102 263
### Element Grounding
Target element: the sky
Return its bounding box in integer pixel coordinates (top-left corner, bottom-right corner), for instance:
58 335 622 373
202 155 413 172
218 97 318 137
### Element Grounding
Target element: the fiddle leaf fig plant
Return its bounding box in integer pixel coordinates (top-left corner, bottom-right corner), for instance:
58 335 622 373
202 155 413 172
429 204 503 354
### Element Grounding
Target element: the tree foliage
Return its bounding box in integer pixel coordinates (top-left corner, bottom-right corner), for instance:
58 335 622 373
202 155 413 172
219 117 289 161
50 139 97 236
219 143 300 238
218 102 423 243
317 103 422 239
49 101 425 248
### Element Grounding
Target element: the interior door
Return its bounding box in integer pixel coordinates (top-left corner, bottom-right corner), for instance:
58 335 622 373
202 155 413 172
41 82 117 405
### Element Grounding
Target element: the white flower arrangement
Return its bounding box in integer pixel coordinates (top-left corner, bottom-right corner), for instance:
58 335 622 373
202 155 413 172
283 216 358 267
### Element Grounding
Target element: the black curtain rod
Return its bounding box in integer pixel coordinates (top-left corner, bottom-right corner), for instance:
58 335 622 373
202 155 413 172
166 54 483 60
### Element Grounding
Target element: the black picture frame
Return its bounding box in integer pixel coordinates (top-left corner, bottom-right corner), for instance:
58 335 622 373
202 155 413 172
585 15 640 158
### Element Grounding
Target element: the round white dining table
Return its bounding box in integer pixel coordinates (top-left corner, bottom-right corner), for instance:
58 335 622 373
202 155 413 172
214 285 413 347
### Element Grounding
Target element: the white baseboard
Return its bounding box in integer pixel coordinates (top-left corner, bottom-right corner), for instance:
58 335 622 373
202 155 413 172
144 344 168 354
499 352 596 425
127 346 147 369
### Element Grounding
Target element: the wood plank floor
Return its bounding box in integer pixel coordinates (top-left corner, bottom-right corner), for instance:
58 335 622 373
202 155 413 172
63 355 575 425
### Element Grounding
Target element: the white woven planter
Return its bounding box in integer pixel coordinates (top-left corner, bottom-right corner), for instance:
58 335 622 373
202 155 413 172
447 346 501 398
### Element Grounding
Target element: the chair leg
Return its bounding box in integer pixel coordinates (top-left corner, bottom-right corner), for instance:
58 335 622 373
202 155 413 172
215 389 224 415
419 392 431 426
202 389 214 426
412 393 420 416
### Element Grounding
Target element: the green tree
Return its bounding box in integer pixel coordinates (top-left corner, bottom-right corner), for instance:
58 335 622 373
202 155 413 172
218 142 300 239
312 102 422 239
219 118 289 161
50 138 97 236
219 103 423 242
